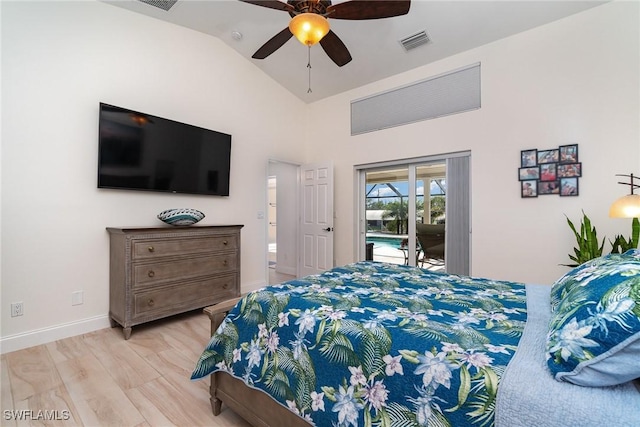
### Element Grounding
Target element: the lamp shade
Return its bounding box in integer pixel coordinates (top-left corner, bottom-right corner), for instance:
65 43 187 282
609 194 640 218
289 13 330 46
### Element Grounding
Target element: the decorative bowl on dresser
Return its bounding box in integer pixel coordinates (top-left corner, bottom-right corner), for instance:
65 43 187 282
106 225 243 339
157 208 205 226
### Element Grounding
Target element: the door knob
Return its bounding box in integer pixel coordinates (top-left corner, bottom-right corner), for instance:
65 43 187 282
323 227 334 232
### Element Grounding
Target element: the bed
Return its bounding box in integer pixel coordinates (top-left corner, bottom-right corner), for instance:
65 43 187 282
192 254 640 426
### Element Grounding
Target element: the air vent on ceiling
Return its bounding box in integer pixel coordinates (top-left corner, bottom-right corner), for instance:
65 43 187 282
137 0 178 11
399 30 431 51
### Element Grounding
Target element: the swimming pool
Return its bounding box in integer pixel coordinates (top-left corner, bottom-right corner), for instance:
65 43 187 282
366 235 405 249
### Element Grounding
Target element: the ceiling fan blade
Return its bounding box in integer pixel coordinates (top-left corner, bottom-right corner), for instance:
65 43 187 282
252 27 294 59
320 30 352 67
327 0 410 20
238 0 295 12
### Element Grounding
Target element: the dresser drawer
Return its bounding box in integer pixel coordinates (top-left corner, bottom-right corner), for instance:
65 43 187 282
133 275 238 317
132 235 238 260
133 254 237 288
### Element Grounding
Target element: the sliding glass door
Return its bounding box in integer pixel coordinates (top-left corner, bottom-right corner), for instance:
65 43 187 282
415 164 447 269
357 152 469 274
364 167 410 265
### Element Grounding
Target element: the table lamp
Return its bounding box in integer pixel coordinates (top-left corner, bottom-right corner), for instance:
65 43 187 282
609 173 640 249
610 174 640 218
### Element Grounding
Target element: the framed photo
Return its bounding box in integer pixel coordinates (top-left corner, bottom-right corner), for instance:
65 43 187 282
560 177 579 196
540 163 557 181
559 144 578 163
519 166 540 181
558 162 581 178
537 149 559 164
521 149 537 167
539 181 560 195
521 180 538 198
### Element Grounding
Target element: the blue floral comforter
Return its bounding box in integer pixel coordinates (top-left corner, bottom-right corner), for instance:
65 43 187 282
192 262 527 427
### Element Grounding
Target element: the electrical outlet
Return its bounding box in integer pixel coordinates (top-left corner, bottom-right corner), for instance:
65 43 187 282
11 302 23 317
72 291 83 306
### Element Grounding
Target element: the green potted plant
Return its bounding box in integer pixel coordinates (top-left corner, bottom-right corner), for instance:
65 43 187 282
610 217 640 253
563 211 606 267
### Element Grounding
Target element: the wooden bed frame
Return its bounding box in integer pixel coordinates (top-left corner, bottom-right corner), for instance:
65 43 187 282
204 300 310 427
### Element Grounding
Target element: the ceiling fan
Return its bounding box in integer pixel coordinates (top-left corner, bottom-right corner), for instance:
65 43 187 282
239 0 411 67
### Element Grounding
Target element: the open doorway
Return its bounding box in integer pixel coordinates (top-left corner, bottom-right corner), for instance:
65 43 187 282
267 160 298 285
267 176 277 271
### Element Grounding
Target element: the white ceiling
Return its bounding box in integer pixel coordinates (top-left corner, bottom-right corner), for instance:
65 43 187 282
104 0 606 103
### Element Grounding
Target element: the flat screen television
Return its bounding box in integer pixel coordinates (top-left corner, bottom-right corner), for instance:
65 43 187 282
98 103 231 196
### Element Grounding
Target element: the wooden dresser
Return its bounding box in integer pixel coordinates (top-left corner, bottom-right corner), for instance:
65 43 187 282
106 225 243 339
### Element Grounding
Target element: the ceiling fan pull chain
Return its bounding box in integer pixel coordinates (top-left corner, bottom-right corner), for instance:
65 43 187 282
307 45 312 93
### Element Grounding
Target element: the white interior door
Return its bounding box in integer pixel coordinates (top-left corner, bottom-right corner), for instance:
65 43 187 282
299 161 334 276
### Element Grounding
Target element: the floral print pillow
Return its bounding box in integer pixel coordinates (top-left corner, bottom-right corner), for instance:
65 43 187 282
546 249 640 386
550 252 632 313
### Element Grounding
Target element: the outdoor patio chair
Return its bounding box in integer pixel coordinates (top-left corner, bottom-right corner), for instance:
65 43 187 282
416 223 445 267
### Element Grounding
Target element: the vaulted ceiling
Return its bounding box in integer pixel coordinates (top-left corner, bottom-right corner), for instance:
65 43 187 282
105 0 606 103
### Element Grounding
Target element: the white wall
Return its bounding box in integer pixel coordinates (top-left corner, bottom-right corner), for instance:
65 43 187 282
0 1 306 352
305 1 640 285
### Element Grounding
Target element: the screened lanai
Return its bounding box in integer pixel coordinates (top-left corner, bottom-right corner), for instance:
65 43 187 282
365 163 446 268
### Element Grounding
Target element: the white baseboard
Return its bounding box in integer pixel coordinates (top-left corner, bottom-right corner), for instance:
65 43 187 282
275 265 296 276
0 315 111 354
0 279 276 354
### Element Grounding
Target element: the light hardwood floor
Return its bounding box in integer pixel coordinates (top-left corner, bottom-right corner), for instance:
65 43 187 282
1 310 252 427
268 268 295 286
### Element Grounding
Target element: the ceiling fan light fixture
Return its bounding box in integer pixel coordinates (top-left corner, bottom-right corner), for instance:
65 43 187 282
289 13 330 46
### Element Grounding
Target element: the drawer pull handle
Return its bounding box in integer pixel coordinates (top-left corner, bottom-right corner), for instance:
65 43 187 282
223 283 229 289
148 270 155 278
148 246 155 253
148 299 155 307
223 240 228 245
223 260 228 266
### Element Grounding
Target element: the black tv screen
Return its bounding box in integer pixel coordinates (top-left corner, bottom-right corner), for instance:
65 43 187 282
98 103 231 196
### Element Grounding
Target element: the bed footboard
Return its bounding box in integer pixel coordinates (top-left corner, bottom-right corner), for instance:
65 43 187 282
204 298 241 415
204 297 242 338
212 371 310 426
203 299 310 426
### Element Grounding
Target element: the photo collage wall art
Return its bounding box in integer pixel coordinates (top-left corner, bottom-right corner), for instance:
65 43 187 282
519 144 581 198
